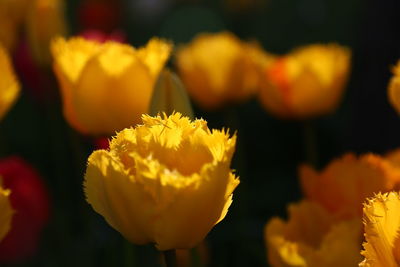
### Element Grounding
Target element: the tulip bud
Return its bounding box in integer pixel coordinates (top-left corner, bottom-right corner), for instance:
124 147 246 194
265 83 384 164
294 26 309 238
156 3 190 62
388 61 400 115
149 68 194 119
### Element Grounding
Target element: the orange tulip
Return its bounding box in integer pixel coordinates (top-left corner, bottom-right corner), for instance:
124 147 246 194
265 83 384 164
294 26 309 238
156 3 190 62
299 153 400 219
388 61 400 115
259 44 350 119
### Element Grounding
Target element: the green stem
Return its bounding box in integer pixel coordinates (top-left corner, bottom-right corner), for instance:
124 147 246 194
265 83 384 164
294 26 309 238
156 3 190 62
163 250 177 267
124 240 135 267
303 120 318 167
190 247 203 267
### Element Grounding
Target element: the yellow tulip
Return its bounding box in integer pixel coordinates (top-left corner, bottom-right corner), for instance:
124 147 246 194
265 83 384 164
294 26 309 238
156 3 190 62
360 192 400 267
0 180 13 242
0 0 32 51
265 201 362 267
299 153 400 219
388 61 400 115
385 148 400 168
259 44 350 119
51 37 172 135
26 0 67 65
0 44 20 120
175 32 267 110
84 113 239 250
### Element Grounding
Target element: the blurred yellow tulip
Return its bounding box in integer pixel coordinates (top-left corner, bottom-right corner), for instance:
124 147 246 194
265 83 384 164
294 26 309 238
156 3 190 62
360 192 400 267
299 153 400 220
0 180 13 242
265 201 362 267
26 0 67 65
259 44 350 119
388 61 400 115
51 37 172 135
0 0 32 51
84 113 239 250
0 45 20 120
176 32 267 110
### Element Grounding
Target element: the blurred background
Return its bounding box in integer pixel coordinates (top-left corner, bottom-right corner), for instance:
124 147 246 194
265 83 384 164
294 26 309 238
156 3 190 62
2 0 400 266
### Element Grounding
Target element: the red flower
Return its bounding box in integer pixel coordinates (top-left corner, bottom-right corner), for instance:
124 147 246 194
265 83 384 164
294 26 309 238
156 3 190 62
78 0 121 33
80 29 126 43
93 137 110 150
0 157 50 263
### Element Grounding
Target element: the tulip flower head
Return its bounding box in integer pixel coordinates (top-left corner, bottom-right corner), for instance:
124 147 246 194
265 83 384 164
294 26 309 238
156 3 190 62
176 31 265 110
360 192 400 267
0 44 20 120
388 61 400 115
84 112 239 250
0 180 12 243
299 153 400 219
259 44 350 119
51 36 172 135
265 200 362 267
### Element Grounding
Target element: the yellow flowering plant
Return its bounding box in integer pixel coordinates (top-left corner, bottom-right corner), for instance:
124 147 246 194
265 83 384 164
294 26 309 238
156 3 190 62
51 37 172 135
259 44 350 119
360 192 400 267
84 112 239 250
175 31 269 110
0 44 20 120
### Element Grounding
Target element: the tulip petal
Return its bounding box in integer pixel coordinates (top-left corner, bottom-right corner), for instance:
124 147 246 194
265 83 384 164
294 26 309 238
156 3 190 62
0 45 20 120
74 43 154 133
299 153 400 219
360 192 400 267
85 150 156 244
265 201 362 267
151 165 239 250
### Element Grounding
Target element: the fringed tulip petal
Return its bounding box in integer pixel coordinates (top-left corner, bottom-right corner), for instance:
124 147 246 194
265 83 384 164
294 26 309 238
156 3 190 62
360 192 400 267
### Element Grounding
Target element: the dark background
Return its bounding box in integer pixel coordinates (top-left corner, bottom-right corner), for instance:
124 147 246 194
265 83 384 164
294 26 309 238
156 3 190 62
2 0 400 266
